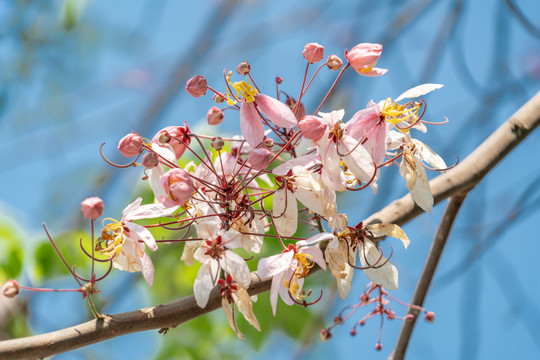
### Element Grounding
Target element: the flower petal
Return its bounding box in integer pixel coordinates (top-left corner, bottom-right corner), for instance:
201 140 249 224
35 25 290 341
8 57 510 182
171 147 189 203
257 250 294 279
222 251 252 289
395 84 444 102
140 251 155 286
124 222 158 251
233 287 261 331
255 94 297 128
273 188 298 237
399 148 417 191
359 239 398 290
299 246 326 270
412 139 447 170
240 101 265 148
410 157 433 213
339 135 375 183
194 259 219 308
365 224 410 250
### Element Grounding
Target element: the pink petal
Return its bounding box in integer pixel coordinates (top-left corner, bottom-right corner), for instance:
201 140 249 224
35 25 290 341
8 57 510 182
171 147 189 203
125 222 158 251
254 94 297 128
140 252 155 286
240 101 265 148
355 67 388 77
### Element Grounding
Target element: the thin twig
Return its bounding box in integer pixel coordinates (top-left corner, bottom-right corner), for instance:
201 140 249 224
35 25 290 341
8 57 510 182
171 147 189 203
392 191 468 360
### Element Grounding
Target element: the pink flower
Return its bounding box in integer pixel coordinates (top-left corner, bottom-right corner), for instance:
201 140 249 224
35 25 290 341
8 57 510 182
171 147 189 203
81 197 104 220
158 168 194 206
152 123 191 159
298 115 327 141
257 233 333 315
345 43 387 77
303 43 325 63
185 75 208 97
117 132 143 157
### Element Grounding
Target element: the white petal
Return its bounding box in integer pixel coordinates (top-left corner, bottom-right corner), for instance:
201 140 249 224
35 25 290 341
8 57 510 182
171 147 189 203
233 287 261 331
272 154 318 176
257 250 294 279
194 260 219 308
124 222 158 251
410 157 433 213
296 232 334 247
366 224 410 250
412 139 447 170
395 84 444 102
181 240 202 266
140 252 155 286
359 240 398 290
339 135 375 183
299 246 326 270
399 148 417 191
222 251 252 289
126 201 179 221
151 142 177 165
272 188 298 237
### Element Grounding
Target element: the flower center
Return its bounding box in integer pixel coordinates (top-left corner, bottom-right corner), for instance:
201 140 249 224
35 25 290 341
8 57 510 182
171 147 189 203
283 252 315 300
226 71 258 105
381 98 421 130
97 219 126 258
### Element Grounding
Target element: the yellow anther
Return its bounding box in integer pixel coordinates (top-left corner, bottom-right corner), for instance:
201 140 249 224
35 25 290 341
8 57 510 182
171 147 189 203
99 218 126 258
225 72 258 106
381 98 421 131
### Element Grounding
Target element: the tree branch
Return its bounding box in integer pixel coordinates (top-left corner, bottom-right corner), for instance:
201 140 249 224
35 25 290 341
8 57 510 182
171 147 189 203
1 91 539 360
392 191 468 360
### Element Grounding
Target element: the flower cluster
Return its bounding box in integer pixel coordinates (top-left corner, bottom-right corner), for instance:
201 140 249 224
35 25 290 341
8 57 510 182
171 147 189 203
3 42 451 351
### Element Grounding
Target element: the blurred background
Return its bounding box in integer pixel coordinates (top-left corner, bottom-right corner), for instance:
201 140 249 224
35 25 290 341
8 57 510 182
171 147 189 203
0 0 539 359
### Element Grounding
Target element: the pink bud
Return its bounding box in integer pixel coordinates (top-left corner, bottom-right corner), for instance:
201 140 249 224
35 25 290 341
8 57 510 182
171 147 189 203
275 76 283 85
2 280 20 298
350 329 357 336
152 123 191 159
298 115 326 141
81 197 104 220
207 106 224 126
303 42 325 63
159 168 194 206
236 61 251 75
425 311 435 323
185 75 208 97
375 342 382 351
247 149 273 171
345 43 387 77
326 54 343 71
117 132 143 157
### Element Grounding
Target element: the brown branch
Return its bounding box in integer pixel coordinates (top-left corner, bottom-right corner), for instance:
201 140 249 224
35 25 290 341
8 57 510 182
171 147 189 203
0 91 539 359
392 191 468 360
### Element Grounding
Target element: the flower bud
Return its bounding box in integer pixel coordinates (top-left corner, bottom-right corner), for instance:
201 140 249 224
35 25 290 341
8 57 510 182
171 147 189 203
2 280 20 298
141 151 159 169
236 61 251 75
185 75 208 97
303 42 325 63
345 43 387 77
211 137 225 151
263 138 274 149
405 314 415 321
350 329 357 336
326 54 343 71
333 315 343 325
207 106 224 126
375 342 382 351
386 310 395 320
275 76 283 85
159 168 194 206
424 311 435 323
319 328 332 342
81 197 104 220
298 115 326 141
117 132 143 157
152 123 191 159
247 149 272 171
213 93 225 104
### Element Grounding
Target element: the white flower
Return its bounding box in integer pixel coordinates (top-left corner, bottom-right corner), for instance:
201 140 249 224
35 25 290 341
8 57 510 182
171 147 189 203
192 221 251 308
257 233 333 315
99 197 179 286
